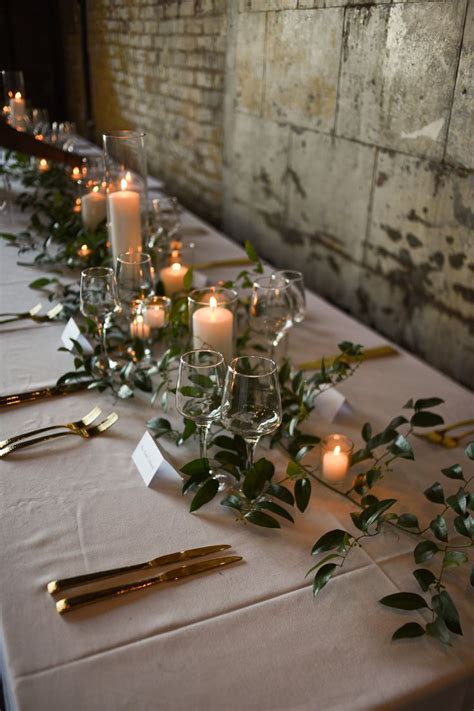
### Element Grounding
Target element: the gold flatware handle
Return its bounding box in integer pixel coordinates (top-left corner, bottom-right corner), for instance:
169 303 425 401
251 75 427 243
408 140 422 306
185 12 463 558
298 345 398 370
0 381 94 409
193 258 253 270
56 556 243 614
47 543 232 594
0 406 102 449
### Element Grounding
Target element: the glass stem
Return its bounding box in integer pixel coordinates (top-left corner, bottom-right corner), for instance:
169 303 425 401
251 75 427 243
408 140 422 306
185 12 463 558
244 437 259 472
198 423 211 459
97 319 108 362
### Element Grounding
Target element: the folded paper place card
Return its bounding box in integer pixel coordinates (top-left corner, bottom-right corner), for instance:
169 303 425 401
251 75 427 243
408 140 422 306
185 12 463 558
316 387 351 422
61 318 94 354
132 431 182 486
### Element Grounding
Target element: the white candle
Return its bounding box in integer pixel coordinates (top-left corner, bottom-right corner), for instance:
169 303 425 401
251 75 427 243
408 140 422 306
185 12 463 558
108 178 142 260
73 198 82 214
71 166 81 182
78 244 92 258
38 159 49 173
9 92 25 119
130 315 150 340
159 262 188 296
322 445 349 482
81 189 107 231
192 295 234 362
144 306 165 329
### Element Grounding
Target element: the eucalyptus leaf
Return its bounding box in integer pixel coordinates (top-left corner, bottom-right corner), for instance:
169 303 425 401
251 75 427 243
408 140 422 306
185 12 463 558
244 510 280 528
411 411 444 428
441 463 464 480
189 477 219 512
312 563 337 596
312 529 350 556
454 513 472 539
359 498 396 531
181 458 211 477
188 373 214 389
413 568 437 592
362 422 372 442
426 616 451 646
397 513 419 529
446 488 467 515
392 622 425 640
287 460 305 479
242 466 267 500
380 592 428 610
389 434 414 460
267 483 295 506
294 478 311 512
414 397 444 410
465 442 474 460
424 482 445 505
256 500 294 523
366 468 381 488
430 515 448 542
215 450 242 467
350 447 372 466
432 591 462 635
414 540 439 564
443 551 468 568
220 495 243 512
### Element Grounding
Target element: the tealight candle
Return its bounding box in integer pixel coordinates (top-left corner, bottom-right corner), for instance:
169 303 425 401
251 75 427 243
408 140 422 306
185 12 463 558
108 177 142 260
77 244 92 258
144 305 165 329
71 166 81 182
38 158 49 173
130 314 150 340
320 434 353 483
73 197 82 214
159 262 188 296
81 188 107 231
192 295 234 362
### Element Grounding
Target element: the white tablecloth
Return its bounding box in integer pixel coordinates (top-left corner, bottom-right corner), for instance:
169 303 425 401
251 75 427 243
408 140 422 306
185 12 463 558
0 182 473 711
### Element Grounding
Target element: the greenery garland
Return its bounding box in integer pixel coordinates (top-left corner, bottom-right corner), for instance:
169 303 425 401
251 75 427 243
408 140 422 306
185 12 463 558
2 152 472 647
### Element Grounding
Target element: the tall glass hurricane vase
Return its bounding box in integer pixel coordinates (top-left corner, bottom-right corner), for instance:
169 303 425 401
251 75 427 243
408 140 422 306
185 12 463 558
80 267 120 375
1 70 26 130
220 356 282 474
103 130 149 261
249 275 293 359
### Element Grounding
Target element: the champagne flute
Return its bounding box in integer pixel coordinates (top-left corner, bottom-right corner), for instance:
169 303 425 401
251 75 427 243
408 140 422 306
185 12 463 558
115 251 153 316
249 275 293 358
275 269 306 324
176 350 227 460
220 356 282 474
80 267 120 374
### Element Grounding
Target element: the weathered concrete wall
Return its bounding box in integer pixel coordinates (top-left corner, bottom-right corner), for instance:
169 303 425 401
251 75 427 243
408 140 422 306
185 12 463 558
60 0 473 387
223 0 474 388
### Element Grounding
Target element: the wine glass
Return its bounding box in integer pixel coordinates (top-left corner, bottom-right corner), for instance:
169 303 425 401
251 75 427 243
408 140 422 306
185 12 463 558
275 269 306 324
80 267 121 374
115 251 153 316
220 356 282 474
249 275 293 358
176 350 227 460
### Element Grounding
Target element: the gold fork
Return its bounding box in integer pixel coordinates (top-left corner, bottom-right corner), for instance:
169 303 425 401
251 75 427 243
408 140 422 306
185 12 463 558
0 406 102 449
0 413 118 457
414 418 474 448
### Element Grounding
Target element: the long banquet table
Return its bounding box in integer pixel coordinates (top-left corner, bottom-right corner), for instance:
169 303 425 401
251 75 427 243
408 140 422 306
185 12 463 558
0 166 473 711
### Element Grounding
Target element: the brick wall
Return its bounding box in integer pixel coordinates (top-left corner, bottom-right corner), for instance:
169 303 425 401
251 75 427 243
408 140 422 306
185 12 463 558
84 0 226 223
223 0 473 388
60 0 473 387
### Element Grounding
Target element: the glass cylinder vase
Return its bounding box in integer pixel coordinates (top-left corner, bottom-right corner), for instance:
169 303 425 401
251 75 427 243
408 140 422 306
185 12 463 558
2 70 26 130
103 130 149 262
188 287 238 364
320 434 354 485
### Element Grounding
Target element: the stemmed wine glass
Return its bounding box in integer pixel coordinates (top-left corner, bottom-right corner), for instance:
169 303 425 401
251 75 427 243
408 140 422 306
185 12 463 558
80 267 121 374
176 350 227 460
275 270 306 324
115 251 154 316
249 275 293 358
220 356 282 475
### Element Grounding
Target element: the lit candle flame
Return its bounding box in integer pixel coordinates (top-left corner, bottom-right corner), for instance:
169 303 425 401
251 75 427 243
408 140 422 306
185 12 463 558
171 262 181 272
76 198 81 206
92 185 99 192
35 134 44 141
125 171 132 182
120 177 127 191
171 249 179 259
72 167 80 178
333 445 341 456
39 159 48 168
210 296 217 310
14 92 22 100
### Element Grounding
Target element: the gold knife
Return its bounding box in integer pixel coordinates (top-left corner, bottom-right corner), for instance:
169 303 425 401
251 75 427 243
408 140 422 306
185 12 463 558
298 345 398 370
0 381 94 409
56 556 243 614
47 544 232 594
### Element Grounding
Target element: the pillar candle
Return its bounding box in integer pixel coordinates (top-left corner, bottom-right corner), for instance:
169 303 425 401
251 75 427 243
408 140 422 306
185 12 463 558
81 190 107 231
108 179 142 260
159 262 188 296
322 445 349 482
9 92 25 120
192 296 234 362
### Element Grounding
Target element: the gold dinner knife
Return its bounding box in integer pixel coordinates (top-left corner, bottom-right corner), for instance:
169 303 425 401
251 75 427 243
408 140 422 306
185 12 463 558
298 345 398 370
56 556 243 614
0 381 94 409
47 544 232 594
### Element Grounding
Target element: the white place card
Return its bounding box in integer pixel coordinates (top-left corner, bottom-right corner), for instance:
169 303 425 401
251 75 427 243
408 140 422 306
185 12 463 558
316 387 351 423
60 317 94 354
132 431 182 487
